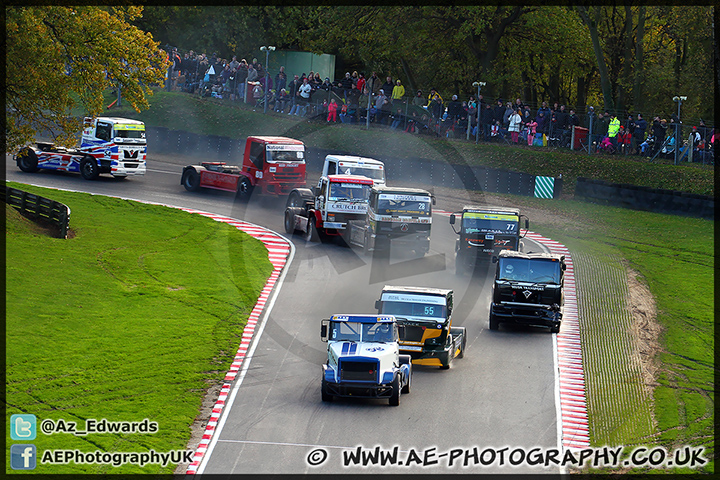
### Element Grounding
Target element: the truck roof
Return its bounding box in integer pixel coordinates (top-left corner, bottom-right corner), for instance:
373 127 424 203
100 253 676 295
330 314 396 324
372 185 431 196
498 250 565 263
247 136 305 145
93 117 145 125
325 154 384 166
380 285 453 298
327 174 374 185
462 205 520 216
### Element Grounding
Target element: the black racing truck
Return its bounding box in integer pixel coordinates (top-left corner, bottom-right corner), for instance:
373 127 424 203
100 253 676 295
375 286 465 369
489 250 566 333
346 185 434 256
449 206 528 275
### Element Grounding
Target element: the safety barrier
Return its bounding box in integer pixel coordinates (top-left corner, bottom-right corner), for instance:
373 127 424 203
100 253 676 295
575 177 714 220
1 185 71 238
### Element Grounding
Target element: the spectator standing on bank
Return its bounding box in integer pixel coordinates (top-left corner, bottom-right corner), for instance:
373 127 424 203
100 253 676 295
607 113 621 152
446 95 462 124
275 66 287 93
275 88 289 113
430 94 444 123
374 89 389 124
481 103 494 141
508 108 523 143
427 88 443 107
390 108 404 130
246 64 258 83
341 72 353 102
526 117 538 146
391 79 405 106
493 99 506 131
297 77 312 116
412 90 425 107
367 72 381 95
327 98 339 122
633 113 647 155
356 73 366 98
536 110 550 139
382 76 395 99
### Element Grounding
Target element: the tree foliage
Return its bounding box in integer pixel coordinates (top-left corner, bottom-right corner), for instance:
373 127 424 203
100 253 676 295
5 6 168 152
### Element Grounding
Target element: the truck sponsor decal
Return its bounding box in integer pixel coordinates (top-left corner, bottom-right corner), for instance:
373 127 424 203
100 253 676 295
371 213 431 223
339 161 383 170
266 144 304 151
378 194 429 202
341 343 358 355
380 293 446 305
328 203 368 212
464 212 519 221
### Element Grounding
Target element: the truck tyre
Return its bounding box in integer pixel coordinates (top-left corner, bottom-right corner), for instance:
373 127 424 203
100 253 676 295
399 356 412 394
304 216 319 242
489 312 499 331
17 148 39 173
550 324 560 334
321 379 333 402
236 177 253 201
286 191 304 208
389 375 401 406
451 327 466 359
182 169 201 191
80 156 99 180
284 208 297 234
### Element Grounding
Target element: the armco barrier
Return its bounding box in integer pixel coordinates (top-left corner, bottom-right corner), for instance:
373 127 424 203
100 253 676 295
2 185 71 238
575 177 714 220
146 127 562 199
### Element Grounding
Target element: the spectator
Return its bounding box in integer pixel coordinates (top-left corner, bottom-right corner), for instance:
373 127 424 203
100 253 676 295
275 88 289 113
313 73 322 89
341 72 353 102
289 77 311 116
503 101 514 133
493 99 506 131
227 67 237 101
607 113 621 152
430 93 444 123
618 125 632 154
275 66 287 93
327 98 339 122
446 95 463 123
347 82 361 106
508 108 523 143
427 88 443 107
481 103 494 140
633 113 647 155
351 71 359 86
320 77 333 91
246 64 258 83
356 73 366 97
251 82 263 106
391 79 405 106
374 89 390 124
537 101 551 119
367 72 381 95
412 90 425 107
514 98 524 112
551 105 568 145
390 108 404 130
536 110 550 140
286 74 301 114
382 76 395 99
526 117 538 146
651 117 666 153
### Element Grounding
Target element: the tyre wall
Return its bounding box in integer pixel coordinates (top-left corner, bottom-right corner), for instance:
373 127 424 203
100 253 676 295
575 177 714 220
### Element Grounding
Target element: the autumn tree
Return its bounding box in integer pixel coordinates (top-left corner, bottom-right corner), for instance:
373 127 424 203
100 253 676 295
5 6 168 153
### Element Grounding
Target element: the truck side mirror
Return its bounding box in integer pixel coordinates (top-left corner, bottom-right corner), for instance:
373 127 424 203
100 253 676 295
524 219 529 230
431 196 436 205
374 300 381 311
449 214 455 225
561 263 566 271
491 255 498 264
320 320 329 342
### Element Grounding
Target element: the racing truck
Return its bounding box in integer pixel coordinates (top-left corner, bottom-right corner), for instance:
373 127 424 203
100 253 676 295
489 250 566 333
346 185 434 256
284 174 373 242
319 155 386 187
320 314 412 406
15 116 147 180
182 136 305 200
375 286 465 369
449 206 529 275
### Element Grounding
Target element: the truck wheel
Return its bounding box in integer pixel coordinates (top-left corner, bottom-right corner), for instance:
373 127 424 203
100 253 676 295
455 327 467 359
284 209 296 234
80 156 99 180
182 169 201 191
489 312 499 331
304 217 319 242
321 379 333 402
389 376 401 406
236 177 253 201
286 191 304 208
399 356 412 394
17 148 39 173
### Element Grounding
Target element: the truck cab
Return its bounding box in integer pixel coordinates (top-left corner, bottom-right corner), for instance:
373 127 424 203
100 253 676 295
80 117 147 177
347 185 434 255
181 136 305 199
375 286 465 369
449 206 528 275
489 250 565 333
320 314 412 406
319 155 386 190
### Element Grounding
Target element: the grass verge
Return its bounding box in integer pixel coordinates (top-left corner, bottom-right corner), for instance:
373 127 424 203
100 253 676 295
5 182 273 474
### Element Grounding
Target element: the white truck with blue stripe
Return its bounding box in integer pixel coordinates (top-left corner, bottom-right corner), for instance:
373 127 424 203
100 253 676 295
320 314 412 406
15 116 146 180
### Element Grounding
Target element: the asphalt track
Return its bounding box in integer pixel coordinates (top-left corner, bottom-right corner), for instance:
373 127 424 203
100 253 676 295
6 153 565 474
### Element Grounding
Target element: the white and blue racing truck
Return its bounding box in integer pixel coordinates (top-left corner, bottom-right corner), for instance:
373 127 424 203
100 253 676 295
320 314 412 406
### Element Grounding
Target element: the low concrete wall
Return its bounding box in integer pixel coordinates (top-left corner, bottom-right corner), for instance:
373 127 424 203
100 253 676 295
575 177 714 220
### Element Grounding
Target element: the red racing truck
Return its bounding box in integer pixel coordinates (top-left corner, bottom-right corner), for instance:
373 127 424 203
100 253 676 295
181 136 306 200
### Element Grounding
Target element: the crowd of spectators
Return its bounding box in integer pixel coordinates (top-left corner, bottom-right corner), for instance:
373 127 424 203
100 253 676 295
165 48 714 165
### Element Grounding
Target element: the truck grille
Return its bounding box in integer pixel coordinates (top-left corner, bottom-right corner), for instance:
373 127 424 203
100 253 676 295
340 360 378 382
400 325 425 342
273 172 303 181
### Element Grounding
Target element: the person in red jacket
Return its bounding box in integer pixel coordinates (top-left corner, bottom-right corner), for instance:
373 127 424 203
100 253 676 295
327 98 339 123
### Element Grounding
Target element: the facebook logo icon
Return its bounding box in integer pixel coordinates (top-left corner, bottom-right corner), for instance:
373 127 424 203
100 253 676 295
10 414 36 440
11 444 37 470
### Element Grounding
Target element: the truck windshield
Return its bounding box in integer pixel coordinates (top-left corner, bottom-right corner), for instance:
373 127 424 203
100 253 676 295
329 182 370 201
338 165 384 182
114 127 146 139
462 213 518 235
498 258 561 283
329 321 395 342
380 301 446 322
376 195 431 216
266 148 305 163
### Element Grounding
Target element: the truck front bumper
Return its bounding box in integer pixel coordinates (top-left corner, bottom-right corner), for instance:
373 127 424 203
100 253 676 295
373 233 430 252
491 302 562 329
110 161 146 177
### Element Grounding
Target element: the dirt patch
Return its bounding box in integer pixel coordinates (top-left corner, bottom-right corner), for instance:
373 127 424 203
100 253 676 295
174 380 224 474
626 267 664 394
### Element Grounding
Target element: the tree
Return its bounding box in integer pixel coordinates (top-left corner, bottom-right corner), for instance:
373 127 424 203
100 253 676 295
5 6 168 152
